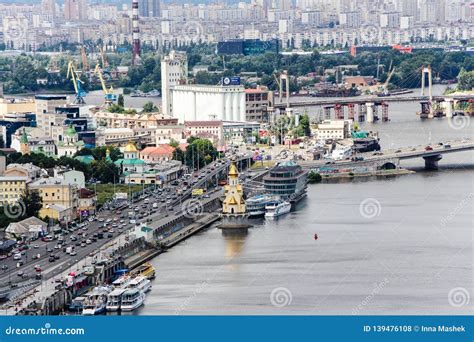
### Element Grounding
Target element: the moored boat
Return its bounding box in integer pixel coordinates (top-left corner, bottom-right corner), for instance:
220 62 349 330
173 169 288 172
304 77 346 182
120 289 145 312
82 286 111 315
106 288 127 312
265 201 292 218
246 195 280 217
131 263 155 280
128 276 152 293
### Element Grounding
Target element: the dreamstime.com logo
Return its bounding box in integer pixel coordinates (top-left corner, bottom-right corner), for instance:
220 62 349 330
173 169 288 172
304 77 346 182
270 287 293 308
448 116 470 130
359 198 382 219
3 199 26 219
448 287 470 308
4 322 85 336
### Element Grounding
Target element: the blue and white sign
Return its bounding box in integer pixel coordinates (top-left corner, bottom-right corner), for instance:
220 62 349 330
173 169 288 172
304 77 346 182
222 76 241 86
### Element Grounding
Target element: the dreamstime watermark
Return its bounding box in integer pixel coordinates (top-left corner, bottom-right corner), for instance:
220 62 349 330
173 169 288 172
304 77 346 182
448 115 470 130
439 192 473 228
4 19 27 42
182 20 203 42
352 278 390 315
181 198 204 219
359 198 382 219
270 287 293 308
4 322 85 336
174 281 209 315
448 287 470 308
360 24 380 43
3 199 26 219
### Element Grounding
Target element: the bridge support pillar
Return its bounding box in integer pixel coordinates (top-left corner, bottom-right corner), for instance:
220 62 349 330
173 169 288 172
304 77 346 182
366 102 375 123
381 102 389 122
348 103 355 120
423 154 442 170
444 98 453 118
323 106 332 120
358 104 366 122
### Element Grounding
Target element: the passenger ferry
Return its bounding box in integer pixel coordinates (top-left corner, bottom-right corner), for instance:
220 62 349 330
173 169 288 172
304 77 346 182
265 201 292 218
112 274 132 288
106 288 127 312
82 286 111 315
246 195 280 217
131 263 156 280
120 289 146 312
128 276 152 293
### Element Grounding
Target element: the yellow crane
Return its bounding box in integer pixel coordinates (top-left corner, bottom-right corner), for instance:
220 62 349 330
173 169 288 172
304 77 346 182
94 63 116 106
67 61 86 104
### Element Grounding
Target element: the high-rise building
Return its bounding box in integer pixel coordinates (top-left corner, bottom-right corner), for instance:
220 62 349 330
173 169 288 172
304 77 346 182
41 0 56 17
161 51 188 117
138 0 160 17
399 0 418 19
64 0 88 21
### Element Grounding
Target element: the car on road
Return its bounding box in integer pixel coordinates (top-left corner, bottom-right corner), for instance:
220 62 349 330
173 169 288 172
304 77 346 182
81 243 86 247
17 271 24 277
49 255 56 262
13 253 22 260
425 146 433 151
34 265 42 272
86 239 92 245
70 250 77 256
33 244 39 249
444 144 451 148
1 265 8 270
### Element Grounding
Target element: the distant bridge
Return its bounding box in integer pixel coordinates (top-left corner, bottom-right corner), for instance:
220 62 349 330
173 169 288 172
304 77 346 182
300 139 474 171
273 94 474 109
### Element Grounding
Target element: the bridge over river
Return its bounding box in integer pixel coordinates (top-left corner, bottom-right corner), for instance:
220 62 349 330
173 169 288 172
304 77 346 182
300 138 474 172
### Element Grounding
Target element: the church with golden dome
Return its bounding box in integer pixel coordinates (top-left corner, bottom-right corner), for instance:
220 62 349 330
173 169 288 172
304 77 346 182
114 140 146 174
222 160 246 215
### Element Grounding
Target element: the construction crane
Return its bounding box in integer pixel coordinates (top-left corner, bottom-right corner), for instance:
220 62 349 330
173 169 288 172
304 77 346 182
80 45 89 73
98 46 109 69
378 66 396 96
66 61 86 104
94 63 117 106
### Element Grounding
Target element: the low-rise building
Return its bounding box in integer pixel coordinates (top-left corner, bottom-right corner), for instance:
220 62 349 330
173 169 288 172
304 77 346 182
0 176 28 204
4 163 44 182
184 121 224 147
78 188 96 217
5 216 47 240
315 120 352 141
29 177 79 222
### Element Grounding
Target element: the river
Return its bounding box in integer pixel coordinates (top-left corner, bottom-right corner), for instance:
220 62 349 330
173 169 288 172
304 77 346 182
121 85 473 315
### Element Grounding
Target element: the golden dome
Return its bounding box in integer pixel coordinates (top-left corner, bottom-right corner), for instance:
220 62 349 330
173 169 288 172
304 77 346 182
228 161 239 178
124 140 138 153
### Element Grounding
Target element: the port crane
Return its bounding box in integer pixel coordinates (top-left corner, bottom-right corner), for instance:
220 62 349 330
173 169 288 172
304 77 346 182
66 61 86 104
94 63 117 106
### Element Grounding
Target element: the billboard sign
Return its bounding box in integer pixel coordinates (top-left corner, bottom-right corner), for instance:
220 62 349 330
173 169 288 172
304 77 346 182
222 76 241 86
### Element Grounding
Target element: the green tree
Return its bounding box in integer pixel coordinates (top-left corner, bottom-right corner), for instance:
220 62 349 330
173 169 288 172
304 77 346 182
142 101 158 113
308 171 322 184
118 94 124 107
457 69 474 91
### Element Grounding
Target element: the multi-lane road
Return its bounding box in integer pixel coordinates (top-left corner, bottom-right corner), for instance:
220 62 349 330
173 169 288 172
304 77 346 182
0 156 242 296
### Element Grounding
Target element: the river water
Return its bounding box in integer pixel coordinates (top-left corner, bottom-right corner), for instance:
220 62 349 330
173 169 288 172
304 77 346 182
118 85 473 315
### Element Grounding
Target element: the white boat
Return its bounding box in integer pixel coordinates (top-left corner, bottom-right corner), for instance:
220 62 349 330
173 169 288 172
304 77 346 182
82 286 111 315
120 289 145 312
246 195 280 217
128 275 152 293
265 201 291 218
106 288 127 312
112 274 132 288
